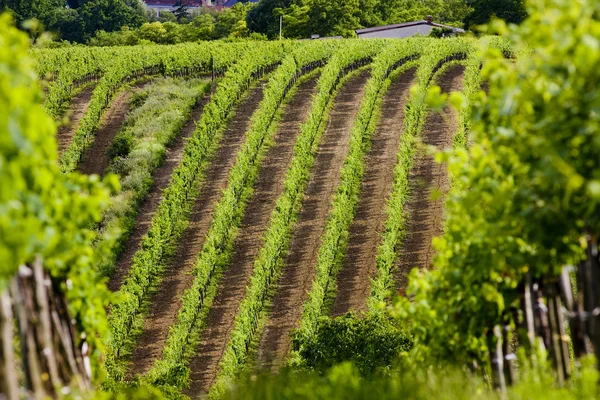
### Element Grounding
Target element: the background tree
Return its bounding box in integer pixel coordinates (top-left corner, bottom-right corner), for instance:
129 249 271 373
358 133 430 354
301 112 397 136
139 20 168 42
245 0 292 38
192 13 214 39
213 2 253 39
275 0 471 38
465 0 527 28
173 0 190 23
73 0 144 42
0 0 64 31
282 0 360 38
1 0 145 42
357 0 385 28
436 0 472 25
378 0 470 26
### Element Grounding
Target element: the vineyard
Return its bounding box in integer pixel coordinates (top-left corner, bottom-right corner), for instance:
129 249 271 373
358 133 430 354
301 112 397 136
2 0 600 398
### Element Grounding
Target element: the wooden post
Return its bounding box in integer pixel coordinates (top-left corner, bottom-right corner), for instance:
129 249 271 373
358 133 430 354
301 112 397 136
502 322 517 386
33 258 62 389
12 267 45 397
1 260 92 397
564 265 588 358
533 282 551 351
1 289 19 400
520 273 537 360
546 281 570 383
584 232 600 369
488 326 506 392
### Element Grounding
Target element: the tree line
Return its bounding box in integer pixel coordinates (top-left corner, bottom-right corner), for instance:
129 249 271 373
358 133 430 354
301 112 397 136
0 0 527 45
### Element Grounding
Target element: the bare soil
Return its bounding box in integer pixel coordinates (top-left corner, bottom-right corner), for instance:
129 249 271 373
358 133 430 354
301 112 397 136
257 70 371 371
184 77 320 396
56 86 95 157
332 68 416 317
393 65 465 295
126 83 266 378
78 84 147 176
107 86 214 292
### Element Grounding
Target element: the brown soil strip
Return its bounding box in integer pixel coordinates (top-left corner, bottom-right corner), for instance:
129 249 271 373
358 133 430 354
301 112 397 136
257 70 371 371
184 77 320 396
78 84 147 176
107 87 214 292
56 86 95 157
394 65 465 296
332 68 417 317
126 83 266 378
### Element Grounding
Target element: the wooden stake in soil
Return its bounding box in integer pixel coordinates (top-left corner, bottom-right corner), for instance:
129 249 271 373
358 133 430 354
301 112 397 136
0 290 19 399
1 260 92 398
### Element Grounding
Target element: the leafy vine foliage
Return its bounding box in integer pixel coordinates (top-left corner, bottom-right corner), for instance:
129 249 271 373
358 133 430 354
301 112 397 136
209 40 384 399
5 0 598 395
398 0 600 367
105 42 288 383
0 14 114 380
296 313 412 376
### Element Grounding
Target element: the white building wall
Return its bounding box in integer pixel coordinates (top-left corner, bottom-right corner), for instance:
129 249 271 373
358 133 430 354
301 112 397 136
357 25 434 39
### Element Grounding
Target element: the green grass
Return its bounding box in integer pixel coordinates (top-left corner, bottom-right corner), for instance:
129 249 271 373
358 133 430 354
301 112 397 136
97 77 211 278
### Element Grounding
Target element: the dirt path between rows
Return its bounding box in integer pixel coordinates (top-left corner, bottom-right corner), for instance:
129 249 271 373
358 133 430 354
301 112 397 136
56 86 95 157
185 77 320 397
78 84 148 176
257 70 371 371
126 83 266 378
107 87 214 292
394 65 464 295
332 68 416 317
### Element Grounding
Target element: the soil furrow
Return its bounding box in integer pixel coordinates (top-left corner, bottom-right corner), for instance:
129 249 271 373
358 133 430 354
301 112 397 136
332 68 416 317
257 70 371 371
78 84 148 176
126 83 266 378
56 85 95 157
108 87 214 292
185 77 320 396
394 65 464 295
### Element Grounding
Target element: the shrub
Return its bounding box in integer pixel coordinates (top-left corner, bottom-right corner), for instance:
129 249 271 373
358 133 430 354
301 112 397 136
293 313 412 377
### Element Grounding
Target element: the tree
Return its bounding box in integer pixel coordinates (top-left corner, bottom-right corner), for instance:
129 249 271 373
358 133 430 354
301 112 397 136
282 0 360 38
270 0 470 37
357 0 384 28
74 0 145 42
213 2 253 38
173 0 190 23
378 0 470 26
245 0 293 38
139 20 168 42
47 7 81 41
191 13 214 39
465 0 527 28
0 0 64 30
436 0 471 25
1 0 146 42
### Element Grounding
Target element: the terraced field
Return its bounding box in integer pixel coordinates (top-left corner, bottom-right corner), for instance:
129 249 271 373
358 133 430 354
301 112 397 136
37 37 511 397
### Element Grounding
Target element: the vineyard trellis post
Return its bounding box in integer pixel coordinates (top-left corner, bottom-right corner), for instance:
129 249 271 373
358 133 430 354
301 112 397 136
490 231 600 391
0 258 92 399
583 232 600 365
